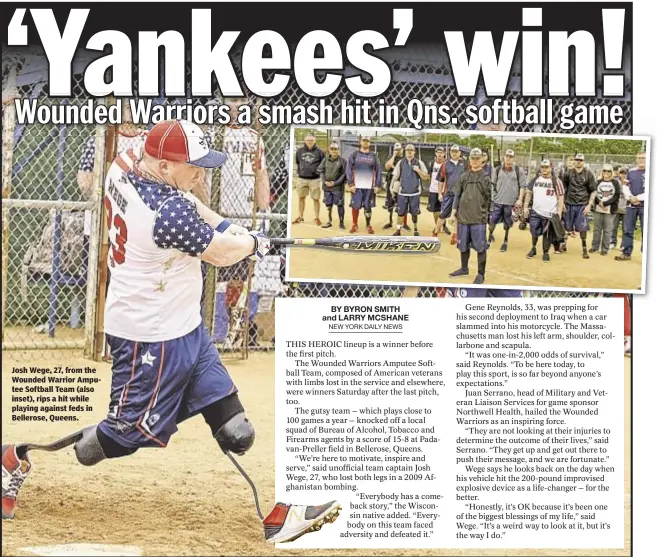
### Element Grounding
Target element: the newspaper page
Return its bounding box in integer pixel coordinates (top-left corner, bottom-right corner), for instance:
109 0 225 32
1 2 653 557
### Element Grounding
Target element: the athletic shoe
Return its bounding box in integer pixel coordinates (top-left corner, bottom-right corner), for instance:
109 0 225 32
403 224 411 231
382 223 393 230
292 217 304 224
314 218 322 226
450 233 457 245
321 222 332 229
624 336 631 357
582 249 590 259
500 242 507 252
2 445 31 520
559 242 567 253
264 501 341 543
339 222 345 230
449 268 469 277
442 224 451 235
392 229 401 236
542 253 550 262
367 226 375 234
615 254 631 261
349 225 358 233
473 274 485 285
527 247 537 258
601 250 608 256
590 248 598 253
413 230 419 236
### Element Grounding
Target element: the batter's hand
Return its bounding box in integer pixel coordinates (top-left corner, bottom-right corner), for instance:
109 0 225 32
249 231 270 261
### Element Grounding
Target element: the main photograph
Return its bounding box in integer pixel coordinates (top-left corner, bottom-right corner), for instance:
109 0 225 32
286 127 647 292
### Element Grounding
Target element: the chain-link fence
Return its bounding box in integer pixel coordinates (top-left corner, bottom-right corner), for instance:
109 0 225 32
2 44 633 361
2 51 104 357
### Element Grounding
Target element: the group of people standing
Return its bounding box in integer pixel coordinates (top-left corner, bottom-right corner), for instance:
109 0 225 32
292 133 646 285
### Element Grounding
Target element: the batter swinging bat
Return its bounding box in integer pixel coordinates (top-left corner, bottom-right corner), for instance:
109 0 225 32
272 236 440 253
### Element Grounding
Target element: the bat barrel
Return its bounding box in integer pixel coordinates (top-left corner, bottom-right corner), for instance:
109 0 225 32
270 236 440 253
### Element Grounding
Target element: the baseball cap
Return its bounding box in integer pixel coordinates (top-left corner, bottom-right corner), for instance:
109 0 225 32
145 120 227 168
540 159 551 167
575 153 585 161
435 146 445 153
450 144 460 151
405 144 416 151
505 149 515 157
602 163 613 172
393 142 402 150
470 147 483 158
329 142 339 149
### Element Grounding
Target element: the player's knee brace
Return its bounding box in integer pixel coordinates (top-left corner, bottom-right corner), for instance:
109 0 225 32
215 413 255 455
73 426 107 466
74 426 137 465
203 393 255 455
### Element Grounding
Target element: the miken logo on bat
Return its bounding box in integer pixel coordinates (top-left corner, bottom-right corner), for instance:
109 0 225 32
342 240 438 252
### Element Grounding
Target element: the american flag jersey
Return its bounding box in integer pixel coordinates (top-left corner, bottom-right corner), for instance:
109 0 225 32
103 150 215 342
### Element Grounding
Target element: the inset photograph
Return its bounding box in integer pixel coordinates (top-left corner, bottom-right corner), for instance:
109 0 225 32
286 127 648 293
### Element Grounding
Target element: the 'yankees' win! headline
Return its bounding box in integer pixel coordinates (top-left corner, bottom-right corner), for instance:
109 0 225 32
7 7 628 99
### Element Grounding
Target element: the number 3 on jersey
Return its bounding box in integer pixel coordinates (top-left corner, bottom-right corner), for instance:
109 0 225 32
104 196 128 265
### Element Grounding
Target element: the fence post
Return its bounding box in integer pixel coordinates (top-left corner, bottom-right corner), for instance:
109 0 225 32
84 115 107 359
2 61 18 341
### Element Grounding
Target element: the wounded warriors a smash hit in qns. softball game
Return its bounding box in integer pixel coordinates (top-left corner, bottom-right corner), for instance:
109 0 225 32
1 119 340 544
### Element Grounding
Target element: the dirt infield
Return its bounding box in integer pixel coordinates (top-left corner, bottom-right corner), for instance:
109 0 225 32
2 352 630 556
286 192 642 291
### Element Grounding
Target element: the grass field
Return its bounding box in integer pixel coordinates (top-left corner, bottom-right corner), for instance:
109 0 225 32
2 350 630 557
287 191 643 292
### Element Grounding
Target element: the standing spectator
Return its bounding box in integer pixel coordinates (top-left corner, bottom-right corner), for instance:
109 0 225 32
590 164 621 255
523 160 565 262
562 153 597 258
435 144 467 245
346 135 382 234
293 134 325 225
428 147 447 237
616 152 646 261
558 156 575 182
382 143 406 230
488 149 526 252
214 97 271 348
481 150 492 177
391 144 429 237
317 142 347 229
449 148 493 285
611 166 629 249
